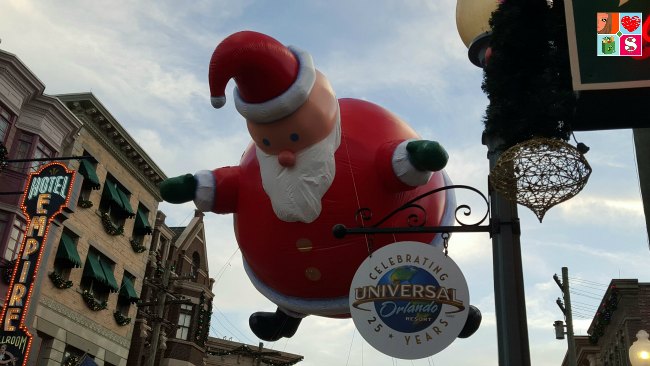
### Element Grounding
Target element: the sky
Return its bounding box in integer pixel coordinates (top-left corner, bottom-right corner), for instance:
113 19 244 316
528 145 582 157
1 1 649 365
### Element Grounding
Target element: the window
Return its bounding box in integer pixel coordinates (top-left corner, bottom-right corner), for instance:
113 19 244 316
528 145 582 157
77 151 101 195
99 175 134 228
80 248 119 304
175 304 193 340
4 216 25 261
7 132 54 173
192 252 200 278
62 345 85 365
53 230 82 281
0 105 13 144
131 204 152 246
29 140 54 172
117 272 138 316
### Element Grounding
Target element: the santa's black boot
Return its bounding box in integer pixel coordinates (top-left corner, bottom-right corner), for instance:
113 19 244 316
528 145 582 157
458 305 482 338
249 308 302 342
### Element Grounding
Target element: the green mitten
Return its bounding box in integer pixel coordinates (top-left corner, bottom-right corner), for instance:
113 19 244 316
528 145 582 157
159 174 197 204
406 140 448 172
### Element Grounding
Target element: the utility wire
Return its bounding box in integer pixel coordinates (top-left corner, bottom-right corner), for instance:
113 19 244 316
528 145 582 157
345 329 356 366
569 277 608 287
213 306 255 344
212 247 240 287
210 314 242 342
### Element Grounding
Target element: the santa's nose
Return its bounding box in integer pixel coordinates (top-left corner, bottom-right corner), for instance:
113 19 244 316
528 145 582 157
278 150 296 167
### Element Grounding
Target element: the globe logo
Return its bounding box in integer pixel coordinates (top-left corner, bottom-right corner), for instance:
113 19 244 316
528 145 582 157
374 266 442 333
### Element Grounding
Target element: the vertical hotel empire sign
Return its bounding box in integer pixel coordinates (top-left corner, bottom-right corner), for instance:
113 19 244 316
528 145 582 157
0 163 75 366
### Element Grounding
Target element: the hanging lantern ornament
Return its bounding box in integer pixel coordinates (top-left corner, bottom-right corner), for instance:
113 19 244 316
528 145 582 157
489 137 592 222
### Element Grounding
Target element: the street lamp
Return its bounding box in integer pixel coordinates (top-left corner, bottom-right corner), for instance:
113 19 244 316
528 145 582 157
455 1 533 366
630 330 650 366
455 0 498 67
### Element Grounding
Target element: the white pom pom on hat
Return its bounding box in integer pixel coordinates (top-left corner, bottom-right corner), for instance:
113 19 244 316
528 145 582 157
208 31 316 123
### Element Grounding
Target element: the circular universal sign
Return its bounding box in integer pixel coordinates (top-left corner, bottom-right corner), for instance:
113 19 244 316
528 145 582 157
349 241 469 360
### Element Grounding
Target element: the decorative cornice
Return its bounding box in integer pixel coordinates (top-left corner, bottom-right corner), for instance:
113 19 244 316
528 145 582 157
0 49 46 99
55 93 167 201
40 296 131 348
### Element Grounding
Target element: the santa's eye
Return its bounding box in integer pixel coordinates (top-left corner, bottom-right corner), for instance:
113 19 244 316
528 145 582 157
262 138 271 146
290 133 299 142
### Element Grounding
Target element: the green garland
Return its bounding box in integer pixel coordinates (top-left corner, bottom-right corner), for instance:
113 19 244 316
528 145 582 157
49 271 73 289
101 212 124 236
130 238 147 253
113 311 132 326
481 0 575 148
63 355 79 366
206 345 303 366
1 260 15 284
0 142 7 173
78 199 94 208
82 290 108 311
588 287 619 345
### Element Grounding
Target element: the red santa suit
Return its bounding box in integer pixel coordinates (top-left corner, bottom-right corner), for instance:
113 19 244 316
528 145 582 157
192 31 455 318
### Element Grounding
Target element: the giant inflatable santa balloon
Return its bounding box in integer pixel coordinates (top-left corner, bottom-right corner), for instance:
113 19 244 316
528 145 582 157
160 31 481 342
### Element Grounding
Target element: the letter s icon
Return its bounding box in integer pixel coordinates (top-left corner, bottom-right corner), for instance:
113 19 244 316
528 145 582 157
625 36 638 52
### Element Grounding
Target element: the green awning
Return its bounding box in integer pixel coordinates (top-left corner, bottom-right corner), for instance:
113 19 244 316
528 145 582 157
134 208 152 235
119 276 139 303
116 189 135 218
103 182 124 212
100 260 119 293
83 255 109 288
55 232 82 268
79 159 101 190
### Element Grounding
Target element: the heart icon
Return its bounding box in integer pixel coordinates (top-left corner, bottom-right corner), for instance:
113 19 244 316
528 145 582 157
621 15 641 32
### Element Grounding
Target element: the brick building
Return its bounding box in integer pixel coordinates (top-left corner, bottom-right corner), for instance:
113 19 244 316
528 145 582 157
563 279 650 366
0 47 168 366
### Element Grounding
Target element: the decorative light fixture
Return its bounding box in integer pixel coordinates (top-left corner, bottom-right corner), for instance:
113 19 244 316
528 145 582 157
489 137 592 222
630 330 650 366
455 0 499 67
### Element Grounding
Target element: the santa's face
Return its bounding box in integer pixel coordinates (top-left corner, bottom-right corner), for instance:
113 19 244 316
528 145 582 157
246 72 338 160
256 116 341 223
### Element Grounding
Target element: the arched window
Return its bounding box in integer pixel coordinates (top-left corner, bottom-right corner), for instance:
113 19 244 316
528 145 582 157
192 252 200 277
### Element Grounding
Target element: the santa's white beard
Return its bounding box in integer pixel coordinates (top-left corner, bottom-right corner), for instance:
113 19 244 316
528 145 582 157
256 121 341 223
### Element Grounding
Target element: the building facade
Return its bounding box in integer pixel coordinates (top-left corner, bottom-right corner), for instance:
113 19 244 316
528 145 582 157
0 49 83 299
0 48 168 366
128 210 215 366
205 338 303 366
563 279 650 366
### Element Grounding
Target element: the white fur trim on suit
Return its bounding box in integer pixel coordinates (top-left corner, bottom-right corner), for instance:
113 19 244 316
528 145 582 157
193 170 216 212
233 46 316 123
243 260 349 317
392 139 433 187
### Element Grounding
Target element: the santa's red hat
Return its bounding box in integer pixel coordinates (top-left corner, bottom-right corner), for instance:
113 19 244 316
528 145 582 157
209 31 316 123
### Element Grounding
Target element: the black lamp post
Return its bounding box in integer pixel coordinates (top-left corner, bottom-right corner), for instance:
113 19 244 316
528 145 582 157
456 1 532 365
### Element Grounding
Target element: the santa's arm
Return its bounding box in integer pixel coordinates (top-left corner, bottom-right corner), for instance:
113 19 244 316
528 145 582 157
379 139 449 191
159 167 240 214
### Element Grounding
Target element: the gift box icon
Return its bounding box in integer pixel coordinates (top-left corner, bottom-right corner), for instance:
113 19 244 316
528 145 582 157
601 36 616 54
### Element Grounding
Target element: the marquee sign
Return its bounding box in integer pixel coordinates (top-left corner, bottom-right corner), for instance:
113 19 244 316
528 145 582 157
565 0 650 90
0 162 75 366
349 242 469 360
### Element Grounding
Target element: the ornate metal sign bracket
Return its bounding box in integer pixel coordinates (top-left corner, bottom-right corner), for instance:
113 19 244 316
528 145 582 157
332 184 520 239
